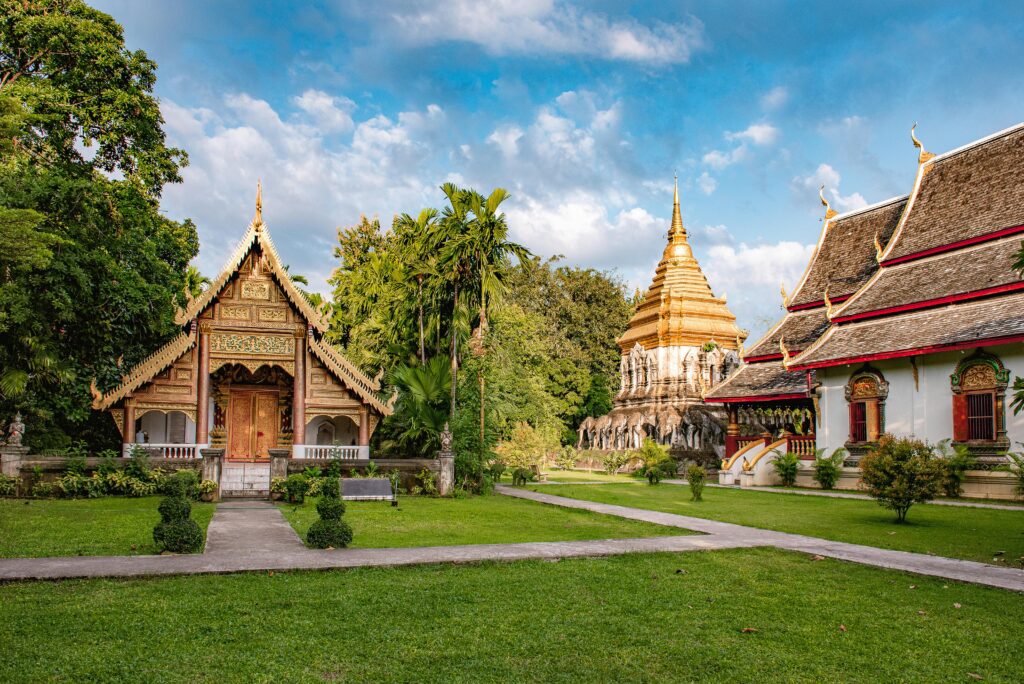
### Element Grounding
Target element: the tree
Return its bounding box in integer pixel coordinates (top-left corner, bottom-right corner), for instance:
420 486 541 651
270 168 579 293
183 265 210 299
0 1 198 449
859 436 945 522
377 356 451 458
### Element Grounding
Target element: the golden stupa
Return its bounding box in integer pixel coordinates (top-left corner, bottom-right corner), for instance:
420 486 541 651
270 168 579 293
578 178 747 455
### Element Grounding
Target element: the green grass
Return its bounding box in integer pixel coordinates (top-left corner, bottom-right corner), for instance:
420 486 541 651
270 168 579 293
0 497 216 558
1 548 1021 682
526 483 1024 565
540 468 638 483
279 494 682 547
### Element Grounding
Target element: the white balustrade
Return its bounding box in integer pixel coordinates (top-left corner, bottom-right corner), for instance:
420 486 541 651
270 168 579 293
292 445 369 460
124 443 206 459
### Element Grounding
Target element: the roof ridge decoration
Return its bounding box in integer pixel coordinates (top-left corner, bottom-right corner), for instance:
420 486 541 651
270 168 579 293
785 185 843 306
779 336 792 369
819 185 838 220
823 285 834 320
92 327 198 410
174 183 328 332
911 123 936 164
307 335 393 415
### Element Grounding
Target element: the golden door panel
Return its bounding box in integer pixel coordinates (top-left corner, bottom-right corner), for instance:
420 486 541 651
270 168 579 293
254 392 279 460
228 391 254 460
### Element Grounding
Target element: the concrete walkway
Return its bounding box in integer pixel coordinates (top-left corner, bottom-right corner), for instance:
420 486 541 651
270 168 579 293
497 486 1024 592
205 501 305 556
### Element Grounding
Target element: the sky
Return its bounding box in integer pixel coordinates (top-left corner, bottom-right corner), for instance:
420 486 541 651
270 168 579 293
93 0 1024 339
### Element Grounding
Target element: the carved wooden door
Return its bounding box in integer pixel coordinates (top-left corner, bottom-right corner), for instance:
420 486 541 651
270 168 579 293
228 391 254 460
254 392 279 460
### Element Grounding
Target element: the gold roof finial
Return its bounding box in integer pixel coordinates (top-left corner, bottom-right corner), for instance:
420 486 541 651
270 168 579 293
873 231 884 262
780 282 790 309
670 173 685 238
779 336 792 369
819 184 838 220
254 179 264 227
911 123 935 164
823 285 834 320
735 334 745 360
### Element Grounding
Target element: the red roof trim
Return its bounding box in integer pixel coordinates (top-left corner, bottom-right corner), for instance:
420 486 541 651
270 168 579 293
788 294 851 312
880 223 1024 267
833 282 1024 323
717 392 809 404
743 353 785 363
791 333 1024 371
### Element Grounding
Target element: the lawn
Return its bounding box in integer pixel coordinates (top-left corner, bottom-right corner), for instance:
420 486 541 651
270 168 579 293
525 483 1024 565
540 468 637 483
279 493 682 547
1 548 1021 682
0 497 216 558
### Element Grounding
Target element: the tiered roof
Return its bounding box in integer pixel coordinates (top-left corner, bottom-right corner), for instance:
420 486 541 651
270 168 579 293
618 178 747 352
792 122 1024 370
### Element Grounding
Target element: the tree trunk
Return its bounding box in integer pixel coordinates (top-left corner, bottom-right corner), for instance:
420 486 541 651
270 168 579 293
450 281 459 419
417 277 426 364
479 369 485 464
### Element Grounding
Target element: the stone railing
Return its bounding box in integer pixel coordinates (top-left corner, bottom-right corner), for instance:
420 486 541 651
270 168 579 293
787 435 817 458
122 444 207 459
292 445 369 460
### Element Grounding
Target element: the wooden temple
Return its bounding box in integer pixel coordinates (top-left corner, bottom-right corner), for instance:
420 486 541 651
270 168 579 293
92 185 393 463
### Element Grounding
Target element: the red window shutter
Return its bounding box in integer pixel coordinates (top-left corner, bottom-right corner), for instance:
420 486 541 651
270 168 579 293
952 394 969 442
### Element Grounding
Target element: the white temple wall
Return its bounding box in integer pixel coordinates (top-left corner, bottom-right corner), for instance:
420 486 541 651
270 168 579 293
137 411 196 444
304 415 358 446
816 344 1024 452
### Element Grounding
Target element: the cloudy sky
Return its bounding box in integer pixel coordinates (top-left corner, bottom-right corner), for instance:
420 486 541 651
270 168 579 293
95 0 1024 338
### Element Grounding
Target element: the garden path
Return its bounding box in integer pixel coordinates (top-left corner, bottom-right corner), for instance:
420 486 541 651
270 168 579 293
204 501 305 556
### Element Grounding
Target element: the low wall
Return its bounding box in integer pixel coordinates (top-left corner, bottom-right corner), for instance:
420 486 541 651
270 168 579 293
794 468 1018 501
289 458 440 492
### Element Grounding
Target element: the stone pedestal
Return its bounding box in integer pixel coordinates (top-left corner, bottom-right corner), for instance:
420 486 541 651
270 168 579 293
269 449 290 482
436 451 454 496
200 448 224 501
0 445 29 478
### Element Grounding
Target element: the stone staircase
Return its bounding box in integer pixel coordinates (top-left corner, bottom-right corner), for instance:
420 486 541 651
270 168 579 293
220 463 271 499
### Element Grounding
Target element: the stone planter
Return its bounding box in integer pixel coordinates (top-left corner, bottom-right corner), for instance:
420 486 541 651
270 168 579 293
719 471 735 485
200 491 216 503
270 491 283 501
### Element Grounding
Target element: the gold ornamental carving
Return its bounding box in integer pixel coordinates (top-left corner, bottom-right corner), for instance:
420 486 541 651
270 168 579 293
241 280 271 300
156 385 191 395
960 364 996 391
210 333 294 356
851 378 879 399
221 305 251 321
174 369 192 380
258 307 287 322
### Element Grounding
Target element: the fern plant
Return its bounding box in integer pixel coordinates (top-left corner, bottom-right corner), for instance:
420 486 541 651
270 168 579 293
812 448 846 490
1001 446 1024 499
772 450 800 487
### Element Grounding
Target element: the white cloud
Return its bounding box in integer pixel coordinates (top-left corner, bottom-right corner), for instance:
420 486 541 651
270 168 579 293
726 123 779 146
697 171 717 195
702 145 748 170
292 89 355 133
487 125 524 158
371 0 706 64
760 86 789 111
792 163 868 213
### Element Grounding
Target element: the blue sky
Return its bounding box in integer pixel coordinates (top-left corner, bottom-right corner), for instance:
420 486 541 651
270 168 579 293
94 0 1024 338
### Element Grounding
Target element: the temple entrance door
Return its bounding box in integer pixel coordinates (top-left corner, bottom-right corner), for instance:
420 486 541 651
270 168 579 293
227 389 279 461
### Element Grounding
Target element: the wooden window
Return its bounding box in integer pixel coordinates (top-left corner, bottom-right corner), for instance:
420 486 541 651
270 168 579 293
966 392 995 441
850 402 867 443
845 367 887 445
951 353 1007 444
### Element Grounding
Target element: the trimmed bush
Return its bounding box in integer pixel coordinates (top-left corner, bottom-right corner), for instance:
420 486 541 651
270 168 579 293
306 519 353 549
319 476 341 499
316 497 346 521
153 519 203 553
158 496 192 522
285 474 309 504
859 435 944 523
687 464 706 501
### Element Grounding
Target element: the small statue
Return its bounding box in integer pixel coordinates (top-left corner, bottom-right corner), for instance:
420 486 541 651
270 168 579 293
7 412 25 447
439 422 453 453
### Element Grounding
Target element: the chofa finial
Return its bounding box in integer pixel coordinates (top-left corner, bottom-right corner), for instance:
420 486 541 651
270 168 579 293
254 179 263 226
819 184 838 220
780 282 790 309
874 232 884 262
911 123 935 164
824 285 834 320
779 336 792 369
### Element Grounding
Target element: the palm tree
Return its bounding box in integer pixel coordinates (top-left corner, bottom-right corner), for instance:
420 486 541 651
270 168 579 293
437 183 475 419
183 265 211 300
387 356 451 457
394 208 439 364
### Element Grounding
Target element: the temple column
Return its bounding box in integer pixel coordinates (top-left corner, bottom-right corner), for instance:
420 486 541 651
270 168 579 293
358 406 369 447
292 326 307 444
725 405 740 457
196 322 211 445
122 398 136 454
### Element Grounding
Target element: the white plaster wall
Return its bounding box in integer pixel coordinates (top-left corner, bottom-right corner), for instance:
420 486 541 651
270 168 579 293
136 411 196 444
304 415 358 446
816 343 1024 450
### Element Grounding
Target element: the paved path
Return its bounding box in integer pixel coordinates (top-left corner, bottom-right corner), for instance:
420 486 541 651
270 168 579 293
205 501 305 556
497 486 1024 591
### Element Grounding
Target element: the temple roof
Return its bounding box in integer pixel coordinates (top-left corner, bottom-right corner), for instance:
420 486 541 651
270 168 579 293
745 307 830 359
835 235 1023 320
789 196 906 307
91 329 197 410
881 123 1024 263
618 178 747 352
706 360 809 401
791 291 1024 369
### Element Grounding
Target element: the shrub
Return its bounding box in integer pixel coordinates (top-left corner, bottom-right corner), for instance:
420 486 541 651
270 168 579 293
316 497 346 521
285 474 309 503
687 464 706 501
153 519 203 553
772 450 800 487
637 439 675 485
417 468 439 496
306 519 353 549
306 477 324 498
198 480 217 496
31 481 56 498
324 459 343 480
859 435 944 522
488 461 506 482
124 448 151 478
165 469 200 499
125 477 157 497
935 439 977 498
602 450 630 476
1001 446 1024 499
0 473 19 496
554 446 577 471
812 448 846 490
319 476 341 499
511 467 535 486
270 478 287 495
303 465 322 480
158 496 192 522
65 454 87 476
365 461 380 478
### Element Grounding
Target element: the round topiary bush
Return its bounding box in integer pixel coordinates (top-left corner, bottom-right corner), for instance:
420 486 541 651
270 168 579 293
153 518 203 553
158 496 191 522
316 496 346 521
306 518 353 549
319 476 341 499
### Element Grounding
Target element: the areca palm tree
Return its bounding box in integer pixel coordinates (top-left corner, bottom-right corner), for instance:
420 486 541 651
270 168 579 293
394 208 439 364
183 265 211 299
437 183 475 418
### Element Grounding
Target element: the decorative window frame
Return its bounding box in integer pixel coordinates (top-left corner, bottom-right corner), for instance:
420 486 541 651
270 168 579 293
950 350 1009 452
844 366 888 447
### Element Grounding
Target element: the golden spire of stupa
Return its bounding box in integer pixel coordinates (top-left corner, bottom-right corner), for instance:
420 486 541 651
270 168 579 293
253 179 263 227
617 176 747 353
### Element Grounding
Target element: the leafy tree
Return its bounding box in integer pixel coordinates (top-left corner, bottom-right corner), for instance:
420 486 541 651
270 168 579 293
859 436 944 522
183 265 210 299
0 0 197 449
378 356 451 459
